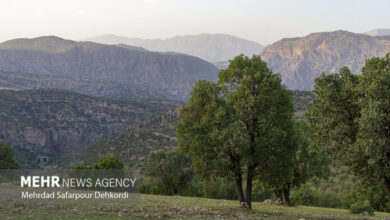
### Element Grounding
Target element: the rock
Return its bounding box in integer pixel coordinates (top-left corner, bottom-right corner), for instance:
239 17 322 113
263 199 273 204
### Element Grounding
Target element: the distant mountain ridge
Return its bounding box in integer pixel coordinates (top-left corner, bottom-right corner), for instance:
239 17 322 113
261 30 390 90
85 33 264 62
0 36 219 101
364 28 390 36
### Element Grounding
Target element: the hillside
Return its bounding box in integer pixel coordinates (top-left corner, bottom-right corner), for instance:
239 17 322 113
261 30 390 90
0 36 219 101
0 89 180 167
61 91 314 169
59 108 180 169
85 33 264 62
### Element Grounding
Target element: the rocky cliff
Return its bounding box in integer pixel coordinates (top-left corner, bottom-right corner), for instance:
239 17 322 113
261 30 390 90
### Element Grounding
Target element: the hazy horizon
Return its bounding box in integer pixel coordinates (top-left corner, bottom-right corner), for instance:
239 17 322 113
0 0 389 45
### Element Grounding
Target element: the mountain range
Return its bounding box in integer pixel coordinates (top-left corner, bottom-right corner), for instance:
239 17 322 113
0 36 218 101
364 28 390 36
3 31 390 92
261 30 390 90
85 34 264 63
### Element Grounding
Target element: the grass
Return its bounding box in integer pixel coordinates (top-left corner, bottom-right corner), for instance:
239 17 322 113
1 193 390 219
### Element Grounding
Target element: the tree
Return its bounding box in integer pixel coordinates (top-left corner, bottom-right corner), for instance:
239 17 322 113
282 119 329 204
145 150 193 195
70 156 125 190
176 55 294 208
258 119 329 205
72 156 124 169
92 155 124 169
307 53 390 204
0 140 20 169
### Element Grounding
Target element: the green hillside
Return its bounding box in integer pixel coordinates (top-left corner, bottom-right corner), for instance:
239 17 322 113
0 88 181 168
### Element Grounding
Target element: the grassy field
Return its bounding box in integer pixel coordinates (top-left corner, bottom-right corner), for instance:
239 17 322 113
1 193 390 219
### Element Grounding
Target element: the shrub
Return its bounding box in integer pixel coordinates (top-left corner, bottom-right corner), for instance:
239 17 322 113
291 187 317 205
349 200 374 216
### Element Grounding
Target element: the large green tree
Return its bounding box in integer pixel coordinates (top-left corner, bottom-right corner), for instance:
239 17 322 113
258 119 330 205
145 150 193 195
0 140 20 169
307 53 390 203
177 55 294 208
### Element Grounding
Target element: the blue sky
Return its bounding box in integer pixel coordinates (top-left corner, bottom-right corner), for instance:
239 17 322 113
0 0 389 44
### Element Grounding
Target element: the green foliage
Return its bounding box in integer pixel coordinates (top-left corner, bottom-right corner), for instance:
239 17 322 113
291 168 356 208
343 180 389 212
145 150 193 195
177 55 295 208
291 187 318 205
93 156 124 169
0 140 20 169
307 53 390 205
259 119 330 204
139 177 172 195
201 178 238 200
252 184 275 202
349 200 374 216
291 120 330 187
72 155 123 169
140 177 239 200
306 66 359 163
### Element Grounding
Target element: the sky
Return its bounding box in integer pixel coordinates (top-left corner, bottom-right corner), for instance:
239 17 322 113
0 0 389 45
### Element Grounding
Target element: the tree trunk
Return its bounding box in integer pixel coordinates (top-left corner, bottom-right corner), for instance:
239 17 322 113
245 166 255 209
274 190 283 204
173 188 178 195
283 184 291 205
235 174 245 205
386 179 390 204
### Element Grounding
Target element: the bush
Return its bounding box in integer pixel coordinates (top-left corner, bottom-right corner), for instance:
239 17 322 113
343 180 389 212
291 187 318 205
139 178 171 195
202 179 237 200
349 200 374 216
252 184 274 202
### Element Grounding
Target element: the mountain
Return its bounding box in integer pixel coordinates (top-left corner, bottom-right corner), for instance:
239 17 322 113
364 28 390 36
0 89 181 167
85 34 264 62
115 44 148 52
0 36 219 101
59 90 314 169
261 30 390 90
59 108 181 169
